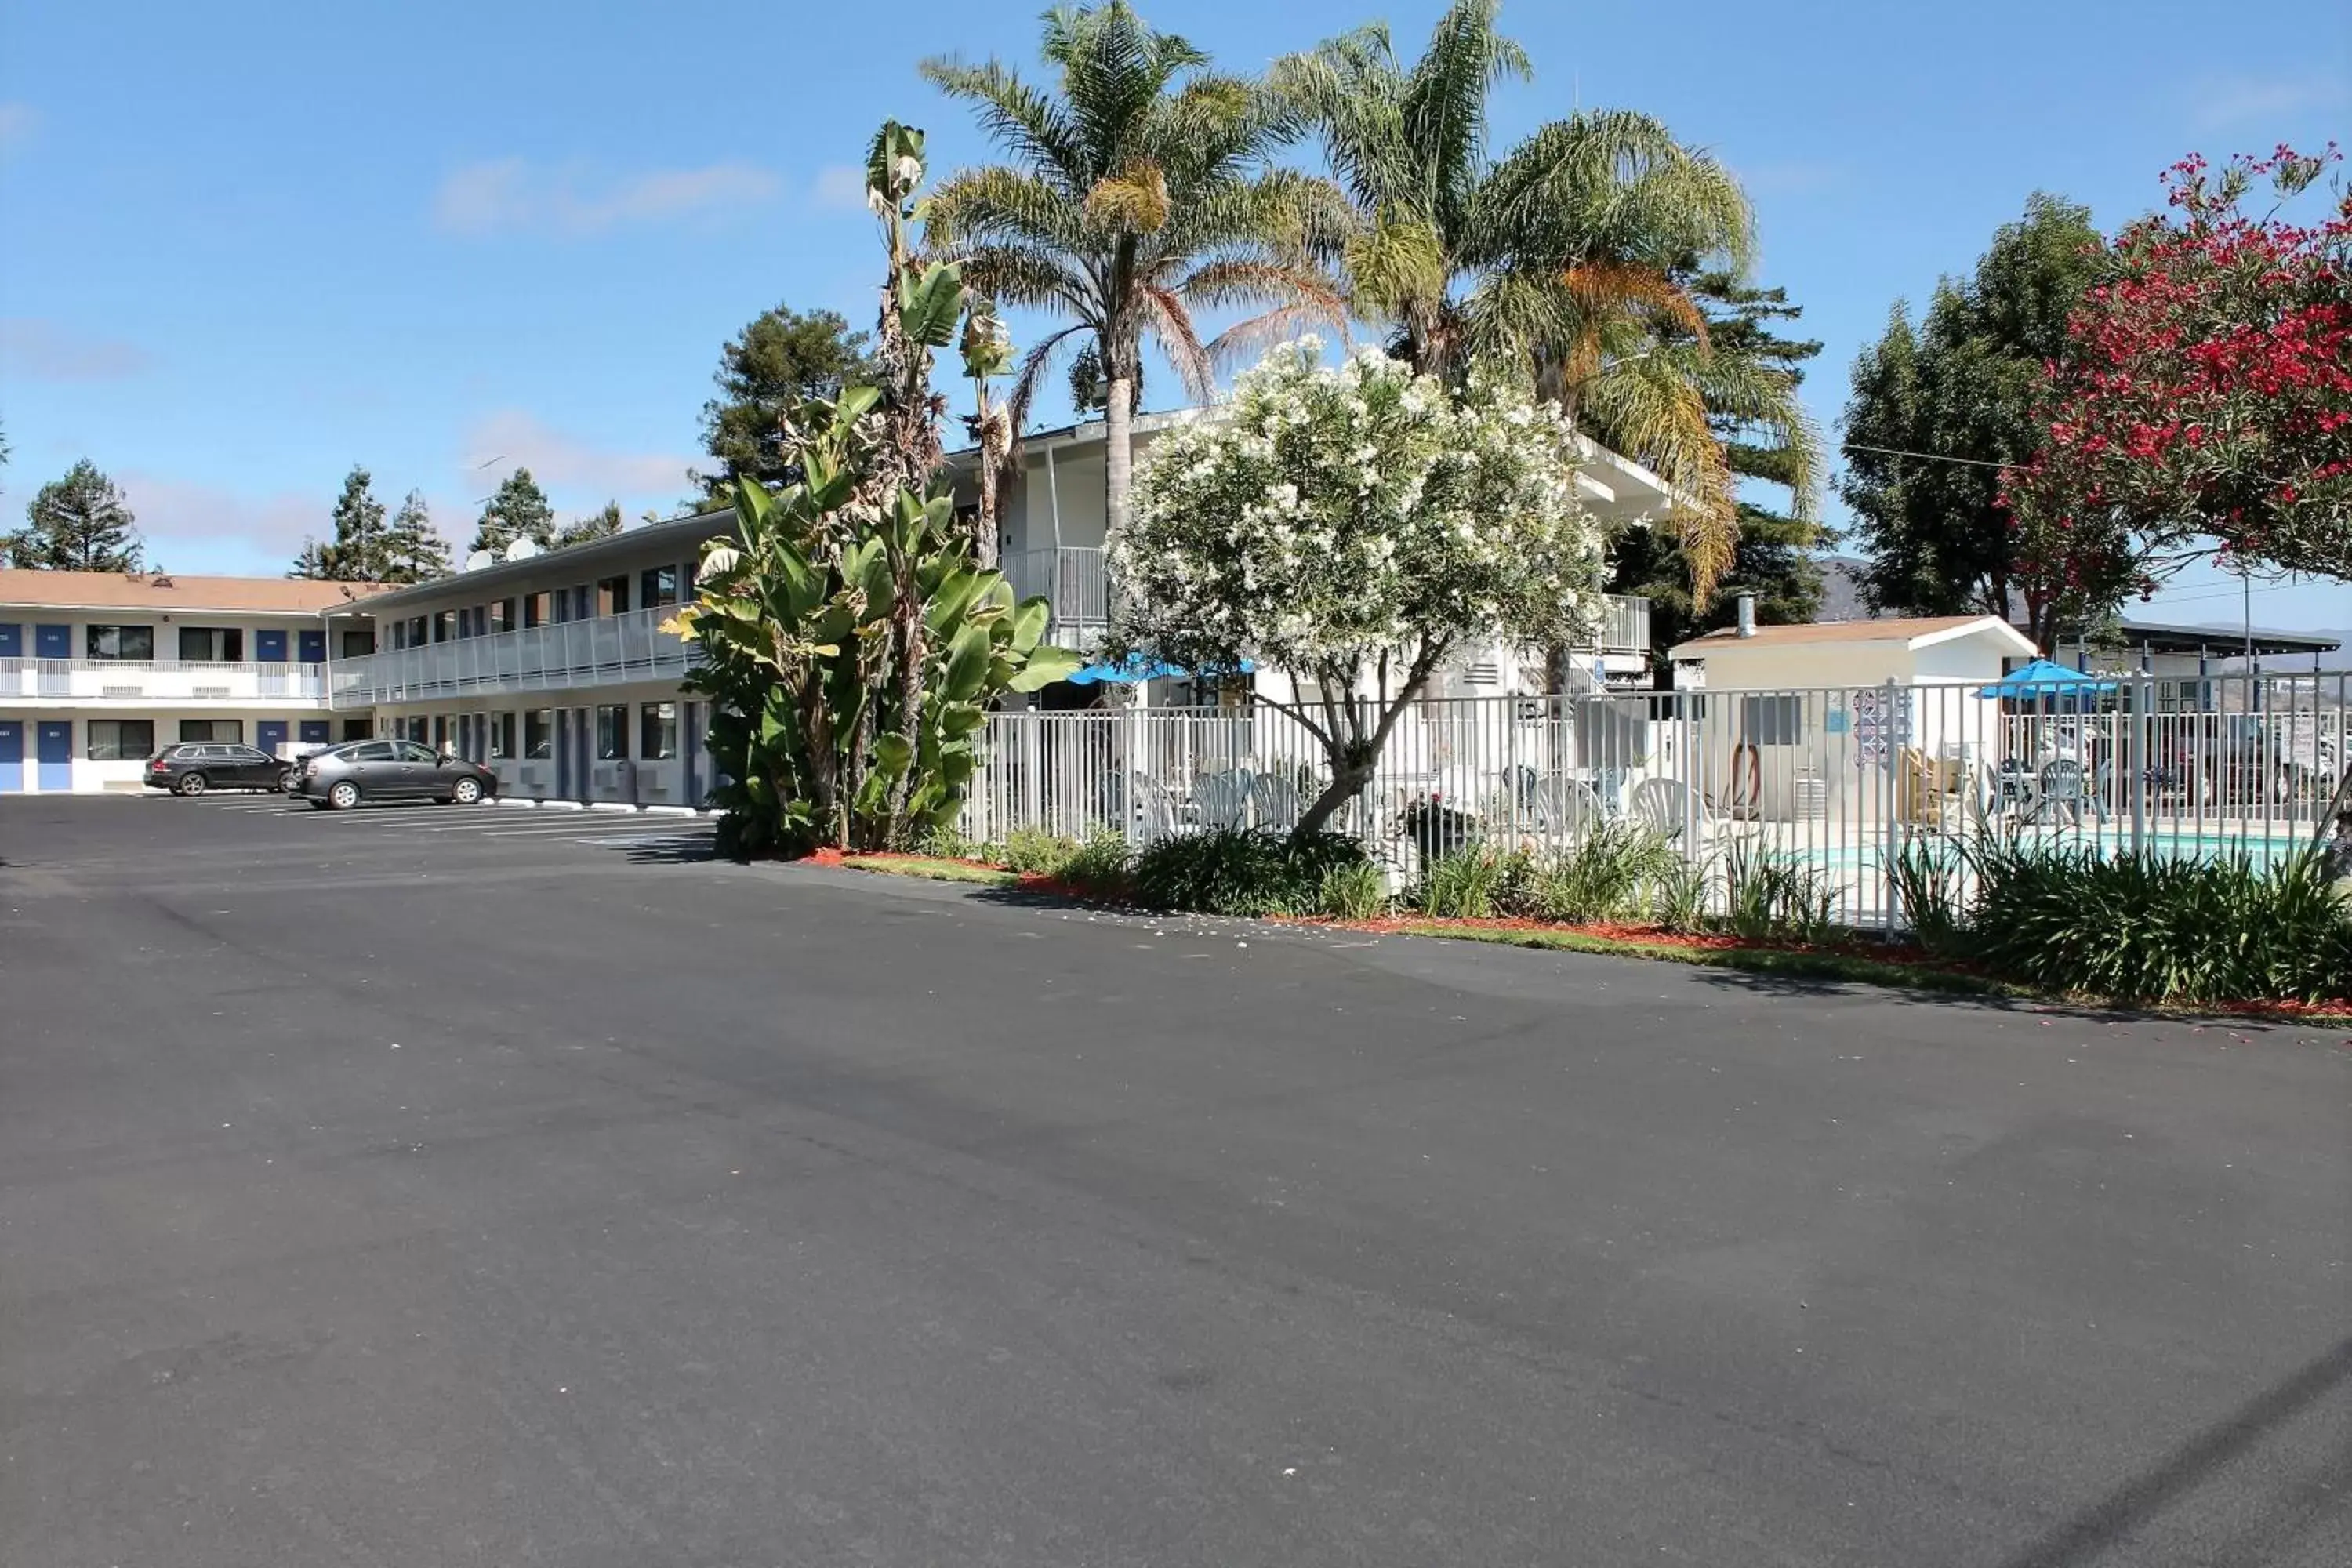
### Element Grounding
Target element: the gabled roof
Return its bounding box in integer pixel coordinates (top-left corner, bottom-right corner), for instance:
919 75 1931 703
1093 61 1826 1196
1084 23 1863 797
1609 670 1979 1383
0 568 391 615
1671 615 2038 658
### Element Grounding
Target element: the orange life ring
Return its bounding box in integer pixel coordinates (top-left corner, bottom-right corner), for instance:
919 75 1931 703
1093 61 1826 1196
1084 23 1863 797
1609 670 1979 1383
1726 740 1762 818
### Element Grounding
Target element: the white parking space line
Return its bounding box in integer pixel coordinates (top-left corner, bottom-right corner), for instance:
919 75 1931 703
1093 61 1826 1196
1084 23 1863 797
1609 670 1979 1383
479 819 704 838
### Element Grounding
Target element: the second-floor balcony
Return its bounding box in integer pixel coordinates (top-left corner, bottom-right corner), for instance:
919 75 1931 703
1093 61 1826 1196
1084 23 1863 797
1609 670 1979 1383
328 604 693 710
0 658 328 703
999 546 1652 659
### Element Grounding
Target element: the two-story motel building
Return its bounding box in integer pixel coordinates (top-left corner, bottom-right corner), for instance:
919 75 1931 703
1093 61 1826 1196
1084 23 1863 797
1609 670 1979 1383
320 411 1678 807
0 569 384 793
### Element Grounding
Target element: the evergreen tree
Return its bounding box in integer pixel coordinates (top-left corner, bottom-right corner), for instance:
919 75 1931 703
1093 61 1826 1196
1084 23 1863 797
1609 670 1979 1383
299 464 389 579
552 499 622 548
288 537 331 579
470 467 555 556
1607 272 1828 654
6 459 145 572
1838 194 2107 649
695 304 873 495
379 490 453 583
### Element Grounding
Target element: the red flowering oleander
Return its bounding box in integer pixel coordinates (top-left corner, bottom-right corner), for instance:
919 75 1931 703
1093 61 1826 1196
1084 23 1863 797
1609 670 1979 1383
2005 144 2351 590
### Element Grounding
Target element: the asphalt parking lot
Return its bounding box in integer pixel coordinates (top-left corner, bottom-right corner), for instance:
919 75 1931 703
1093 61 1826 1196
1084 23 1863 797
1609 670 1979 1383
1 792 2347 1566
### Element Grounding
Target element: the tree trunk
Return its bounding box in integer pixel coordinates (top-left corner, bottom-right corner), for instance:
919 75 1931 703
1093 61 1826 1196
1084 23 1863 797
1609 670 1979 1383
1104 374 1134 543
1294 762 1374 838
975 449 1000 570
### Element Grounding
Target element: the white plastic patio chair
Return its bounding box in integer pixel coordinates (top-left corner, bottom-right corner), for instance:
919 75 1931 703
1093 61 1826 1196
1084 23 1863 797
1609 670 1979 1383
1131 772 1185 840
1191 770 1254 830
1628 775 1712 846
1253 773 1303 831
1535 774 1606 842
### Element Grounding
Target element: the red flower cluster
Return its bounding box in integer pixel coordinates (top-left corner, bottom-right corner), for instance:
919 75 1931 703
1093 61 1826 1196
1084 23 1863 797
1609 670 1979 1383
2006 145 2352 584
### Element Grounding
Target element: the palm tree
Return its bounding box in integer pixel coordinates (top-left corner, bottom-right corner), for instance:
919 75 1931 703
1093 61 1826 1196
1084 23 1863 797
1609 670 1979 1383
921 2 1347 543
1275 0 1816 599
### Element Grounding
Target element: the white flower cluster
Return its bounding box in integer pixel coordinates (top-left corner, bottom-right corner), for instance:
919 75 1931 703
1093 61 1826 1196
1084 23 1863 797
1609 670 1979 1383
1108 339 1604 681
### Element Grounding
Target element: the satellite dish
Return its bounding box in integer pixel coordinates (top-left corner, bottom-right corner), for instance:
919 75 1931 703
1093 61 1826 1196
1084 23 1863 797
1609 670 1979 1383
463 550 495 572
503 538 541 562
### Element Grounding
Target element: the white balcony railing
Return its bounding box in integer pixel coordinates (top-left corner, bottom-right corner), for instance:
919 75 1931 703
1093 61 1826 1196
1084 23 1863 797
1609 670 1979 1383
1002 547 1112 630
999 546 1650 657
328 604 694 710
0 659 327 702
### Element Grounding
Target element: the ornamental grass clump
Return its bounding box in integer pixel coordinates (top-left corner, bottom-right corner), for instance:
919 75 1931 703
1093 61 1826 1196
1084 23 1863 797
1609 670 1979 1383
1969 844 2351 1005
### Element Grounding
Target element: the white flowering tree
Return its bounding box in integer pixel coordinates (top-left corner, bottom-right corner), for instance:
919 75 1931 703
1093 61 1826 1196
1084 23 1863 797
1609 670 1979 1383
1108 339 1606 837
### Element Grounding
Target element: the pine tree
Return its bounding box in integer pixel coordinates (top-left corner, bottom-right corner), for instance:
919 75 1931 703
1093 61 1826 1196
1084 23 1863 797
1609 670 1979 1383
379 490 453 583
291 465 391 580
552 499 622 548
1607 274 1828 653
470 467 556 556
695 304 873 495
289 537 331 579
6 459 145 572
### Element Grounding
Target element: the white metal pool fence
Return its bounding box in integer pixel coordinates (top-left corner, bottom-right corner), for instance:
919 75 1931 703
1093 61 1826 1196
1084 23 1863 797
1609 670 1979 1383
958 672 2350 931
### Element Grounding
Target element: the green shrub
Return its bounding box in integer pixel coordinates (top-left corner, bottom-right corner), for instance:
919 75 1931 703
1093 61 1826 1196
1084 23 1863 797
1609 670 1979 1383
1888 836 1972 957
1131 828 1367 916
1969 844 2352 1004
1650 855 1713 935
914 826 983 862
1536 822 1678 924
1316 860 1390 921
999 826 1085 877
1722 840 1838 944
1417 848 1512 920
1057 833 1135 898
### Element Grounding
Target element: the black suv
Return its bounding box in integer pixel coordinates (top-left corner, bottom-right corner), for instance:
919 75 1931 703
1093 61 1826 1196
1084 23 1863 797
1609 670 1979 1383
144 742 285 796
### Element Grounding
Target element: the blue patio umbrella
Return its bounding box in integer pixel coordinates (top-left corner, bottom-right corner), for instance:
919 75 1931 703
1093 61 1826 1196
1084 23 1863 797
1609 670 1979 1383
1976 658 2119 709
1063 657 1254 686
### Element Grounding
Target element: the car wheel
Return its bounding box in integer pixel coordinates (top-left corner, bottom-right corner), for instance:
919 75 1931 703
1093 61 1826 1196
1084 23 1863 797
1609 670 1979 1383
450 778 483 806
278 769 298 792
175 772 209 797
328 780 362 811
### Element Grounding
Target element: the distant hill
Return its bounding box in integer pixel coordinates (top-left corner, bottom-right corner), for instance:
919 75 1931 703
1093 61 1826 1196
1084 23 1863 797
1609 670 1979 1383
1808 557 2346 673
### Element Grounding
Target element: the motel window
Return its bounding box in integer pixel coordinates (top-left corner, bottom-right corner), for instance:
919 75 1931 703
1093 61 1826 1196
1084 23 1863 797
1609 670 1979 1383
177 626 244 662
490 712 517 760
178 719 244 744
340 718 372 742
340 628 374 659
523 592 547 630
596 704 629 760
640 701 678 760
432 715 449 751
86 624 155 661
85 719 154 760
492 598 517 634
597 575 632 616
640 564 679 608
1739 694 1805 747
432 610 456 643
524 709 554 759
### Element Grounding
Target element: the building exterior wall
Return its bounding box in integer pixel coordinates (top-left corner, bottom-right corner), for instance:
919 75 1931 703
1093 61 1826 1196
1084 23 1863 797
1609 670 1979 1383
0 603 368 792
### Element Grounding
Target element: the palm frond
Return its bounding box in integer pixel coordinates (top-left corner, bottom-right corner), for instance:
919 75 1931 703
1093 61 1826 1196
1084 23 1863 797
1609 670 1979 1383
1399 0 1531 229
953 241 1102 321
1007 322 1094 435
924 166 1087 252
1137 284 1215 402
1573 353 1740 599
917 56 1085 193
1468 110 1754 276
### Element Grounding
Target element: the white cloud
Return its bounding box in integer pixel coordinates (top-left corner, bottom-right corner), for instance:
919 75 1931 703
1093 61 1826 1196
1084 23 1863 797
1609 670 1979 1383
434 158 782 237
0 102 38 156
811 163 869 211
0 318 151 381
463 411 694 503
116 473 328 571
2190 73 2348 131
1737 160 1845 198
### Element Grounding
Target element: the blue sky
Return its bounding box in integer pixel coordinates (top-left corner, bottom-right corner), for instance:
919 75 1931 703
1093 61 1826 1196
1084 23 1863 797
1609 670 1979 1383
2 0 2345 631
